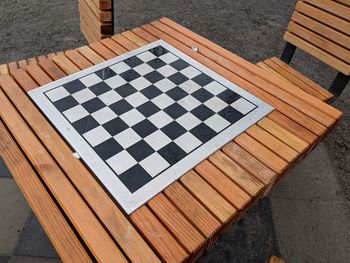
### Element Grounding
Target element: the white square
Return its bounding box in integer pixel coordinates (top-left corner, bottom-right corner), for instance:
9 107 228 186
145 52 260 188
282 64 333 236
157 65 178 77
46 86 69 102
140 152 170 177
129 77 152 91
98 90 122 105
113 128 141 148
110 62 131 74
174 132 202 153
92 107 117 125
107 150 137 175
63 105 89 123
177 95 201 111
204 81 227 95
180 66 201 79
176 112 201 130
104 75 127 89
137 51 157 62
80 74 102 87
151 94 175 109
154 78 177 92
204 96 228 112
133 63 154 75
231 98 256 114
119 109 145 126
125 92 148 107
83 126 111 147
72 89 96 104
159 52 178 64
144 130 172 151
179 80 201 94
204 114 230 133
148 111 173 129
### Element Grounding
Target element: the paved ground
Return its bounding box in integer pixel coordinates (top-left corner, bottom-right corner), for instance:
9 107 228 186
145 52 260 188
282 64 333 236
0 0 349 262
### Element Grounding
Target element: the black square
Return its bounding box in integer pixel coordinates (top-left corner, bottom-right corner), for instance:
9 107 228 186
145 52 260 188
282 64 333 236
170 59 190 71
53 96 79 112
158 142 187 165
72 115 99 134
191 104 215 121
119 164 152 193
94 138 123 160
192 89 214 102
168 72 189 85
140 85 162 99
217 90 241 104
132 119 158 138
136 101 160 117
95 68 117 80
218 106 244 123
192 73 214 86
161 121 187 140
147 58 166 69
63 79 86 94
164 103 187 119
89 82 112 96
81 97 105 113
166 87 188 101
144 71 165 83
109 100 133 115
150 46 169 57
127 140 155 162
114 83 137 97
102 117 128 136
120 69 141 82
124 56 143 68
190 123 217 143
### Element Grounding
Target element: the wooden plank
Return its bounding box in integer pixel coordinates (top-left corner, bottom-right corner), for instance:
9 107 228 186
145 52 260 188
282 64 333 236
235 133 288 174
195 160 251 210
132 27 159 43
91 0 112 10
0 86 127 263
100 38 128 55
131 206 188 263
81 0 112 22
8 62 18 75
111 34 139 50
0 75 161 263
27 57 37 65
268 255 285 263
208 151 264 197
77 46 105 65
335 0 350 8
291 11 350 50
180 170 237 224
284 32 350 76
52 55 80 75
159 18 342 121
257 117 309 154
303 0 350 21
148 194 206 253
164 182 221 238
246 125 299 163
38 58 66 80
288 21 350 63
89 41 116 59
0 121 92 262
0 64 9 75
11 69 38 92
18 60 27 69
80 14 100 43
26 64 52 86
65 50 94 69
122 30 149 46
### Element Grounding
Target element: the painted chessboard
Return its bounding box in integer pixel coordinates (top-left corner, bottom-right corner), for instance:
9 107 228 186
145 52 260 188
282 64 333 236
29 40 273 213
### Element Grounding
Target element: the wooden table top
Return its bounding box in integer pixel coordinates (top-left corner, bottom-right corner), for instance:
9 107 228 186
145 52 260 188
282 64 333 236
0 18 343 263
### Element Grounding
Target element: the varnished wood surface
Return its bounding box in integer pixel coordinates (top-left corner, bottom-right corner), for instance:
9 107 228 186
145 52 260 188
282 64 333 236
0 18 342 262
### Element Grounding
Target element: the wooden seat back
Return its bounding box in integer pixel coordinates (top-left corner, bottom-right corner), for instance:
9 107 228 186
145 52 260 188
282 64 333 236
284 0 350 75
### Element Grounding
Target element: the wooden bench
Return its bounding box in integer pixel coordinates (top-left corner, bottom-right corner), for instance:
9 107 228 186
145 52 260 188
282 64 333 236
0 18 343 262
257 0 350 103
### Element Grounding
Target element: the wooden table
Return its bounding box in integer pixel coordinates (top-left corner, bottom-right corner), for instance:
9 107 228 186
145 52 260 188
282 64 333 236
0 18 342 263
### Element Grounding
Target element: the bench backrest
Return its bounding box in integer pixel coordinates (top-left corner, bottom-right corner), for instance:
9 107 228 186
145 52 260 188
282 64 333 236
284 0 350 75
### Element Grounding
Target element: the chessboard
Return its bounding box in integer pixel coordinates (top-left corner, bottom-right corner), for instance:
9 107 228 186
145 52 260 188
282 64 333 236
29 40 273 214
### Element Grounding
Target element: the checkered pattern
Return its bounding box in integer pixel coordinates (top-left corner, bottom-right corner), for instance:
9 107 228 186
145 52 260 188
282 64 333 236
44 45 257 193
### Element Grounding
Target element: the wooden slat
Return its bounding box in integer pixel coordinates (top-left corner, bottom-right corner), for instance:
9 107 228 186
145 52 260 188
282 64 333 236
77 45 105 65
65 50 94 69
0 86 127 263
0 64 9 75
131 206 188 263
89 41 116 60
26 64 52 86
11 69 38 92
52 55 80 75
158 18 342 121
303 0 350 21
0 74 161 263
180 170 237 224
18 60 27 69
335 0 350 8
8 62 19 75
112 34 139 50
81 0 112 22
164 182 221 238
100 38 128 55
0 121 92 263
148 194 206 253
132 27 159 42
268 255 285 263
122 30 149 46
38 58 66 80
